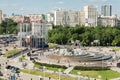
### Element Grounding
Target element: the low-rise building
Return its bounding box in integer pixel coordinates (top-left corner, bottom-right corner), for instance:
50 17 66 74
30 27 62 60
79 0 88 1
117 17 120 26
44 13 54 23
26 14 43 22
98 15 118 27
9 15 24 23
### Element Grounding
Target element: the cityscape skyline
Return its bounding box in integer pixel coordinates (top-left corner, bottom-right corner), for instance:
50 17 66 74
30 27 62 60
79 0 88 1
0 0 120 16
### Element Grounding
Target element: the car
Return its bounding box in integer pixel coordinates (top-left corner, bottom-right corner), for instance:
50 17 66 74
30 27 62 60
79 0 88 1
0 71 3 76
27 52 31 56
0 49 2 51
10 75 15 80
30 57 34 60
11 67 20 73
0 52 2 56
6 65 14 69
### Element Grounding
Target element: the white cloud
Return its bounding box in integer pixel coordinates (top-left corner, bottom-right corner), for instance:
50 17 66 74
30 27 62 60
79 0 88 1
58 1 64 4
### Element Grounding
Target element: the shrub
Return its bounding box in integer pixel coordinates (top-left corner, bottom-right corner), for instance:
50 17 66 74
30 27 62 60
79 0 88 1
74 66 110 71
34 62 67 69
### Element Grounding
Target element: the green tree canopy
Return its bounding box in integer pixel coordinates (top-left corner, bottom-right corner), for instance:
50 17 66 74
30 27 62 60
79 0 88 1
0 19 18 34
48 25 120 46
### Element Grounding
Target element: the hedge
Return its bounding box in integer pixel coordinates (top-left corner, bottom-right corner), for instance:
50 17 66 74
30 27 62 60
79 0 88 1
74 66 110 71
34 62 67 69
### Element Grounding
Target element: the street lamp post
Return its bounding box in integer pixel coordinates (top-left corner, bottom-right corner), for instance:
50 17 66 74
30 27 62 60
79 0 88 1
91 42 93 47
43 66 46 80
4 69 7 78
115 43 117 47
107 43 109 47
77 72 81 80
58 69 61 80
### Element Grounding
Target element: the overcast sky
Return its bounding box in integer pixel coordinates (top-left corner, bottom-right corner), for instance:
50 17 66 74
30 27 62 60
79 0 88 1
0 0 119 16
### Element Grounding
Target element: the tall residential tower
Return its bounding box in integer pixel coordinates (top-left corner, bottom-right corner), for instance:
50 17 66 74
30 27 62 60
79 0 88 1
0 10 2 24
53 9 79 26
101 5 112 16
84 5 98 27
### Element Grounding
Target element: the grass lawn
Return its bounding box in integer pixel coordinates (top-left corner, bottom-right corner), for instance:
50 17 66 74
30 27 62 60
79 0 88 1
20 55 27 60
48 43 58 48
113 47 120 52
46 67 65 72
70 70 120 80
4 48 22 57
20 69 77 80
0 78 7 80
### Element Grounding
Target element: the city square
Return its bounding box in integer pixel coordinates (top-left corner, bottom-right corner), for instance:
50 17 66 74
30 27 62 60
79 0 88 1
0 0 120 80
0 35 120 80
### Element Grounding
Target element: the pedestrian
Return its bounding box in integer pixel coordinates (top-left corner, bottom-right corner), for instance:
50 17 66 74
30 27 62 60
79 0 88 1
6 62 7 65
0 64 1 69
17 73 19 77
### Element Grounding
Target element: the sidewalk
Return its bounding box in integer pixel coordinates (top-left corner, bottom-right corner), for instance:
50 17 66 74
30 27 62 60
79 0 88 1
111 78 120 80
110 67 120 73
63 66 74 74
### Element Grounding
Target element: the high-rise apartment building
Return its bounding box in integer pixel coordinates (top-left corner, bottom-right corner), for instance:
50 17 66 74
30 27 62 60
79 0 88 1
54 9 79 26
101 5 112 16
79 11 85 25
0 10 2 24
84 5 98 27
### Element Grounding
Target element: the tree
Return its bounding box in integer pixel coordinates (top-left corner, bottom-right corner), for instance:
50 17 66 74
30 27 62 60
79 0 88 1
112 35 120 46
0 19 18 34
47 25 120 46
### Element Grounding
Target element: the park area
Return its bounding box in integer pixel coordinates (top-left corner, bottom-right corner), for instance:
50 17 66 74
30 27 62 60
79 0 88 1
70 70 120 80
20 69 77 80
4 48 22 57
20 61 120 80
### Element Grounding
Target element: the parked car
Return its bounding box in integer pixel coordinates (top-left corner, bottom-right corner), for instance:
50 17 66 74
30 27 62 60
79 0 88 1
0 71 3 76
0 52 3 56
10 75 15 80
6 65 20 73
11 67 20 73
0 49 2 51
27 52 31 56
6 65 14 70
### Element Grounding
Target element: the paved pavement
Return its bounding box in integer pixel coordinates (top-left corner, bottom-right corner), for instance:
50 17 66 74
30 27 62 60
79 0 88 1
110 67 120 80
15 72 52 80
0 55 98 80
110 67 120 73
111 78 120 80
63 66 74 74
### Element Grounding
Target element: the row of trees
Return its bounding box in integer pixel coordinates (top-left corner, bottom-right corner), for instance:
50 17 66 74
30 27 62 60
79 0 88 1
48 25 120 46
0 19 18 34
